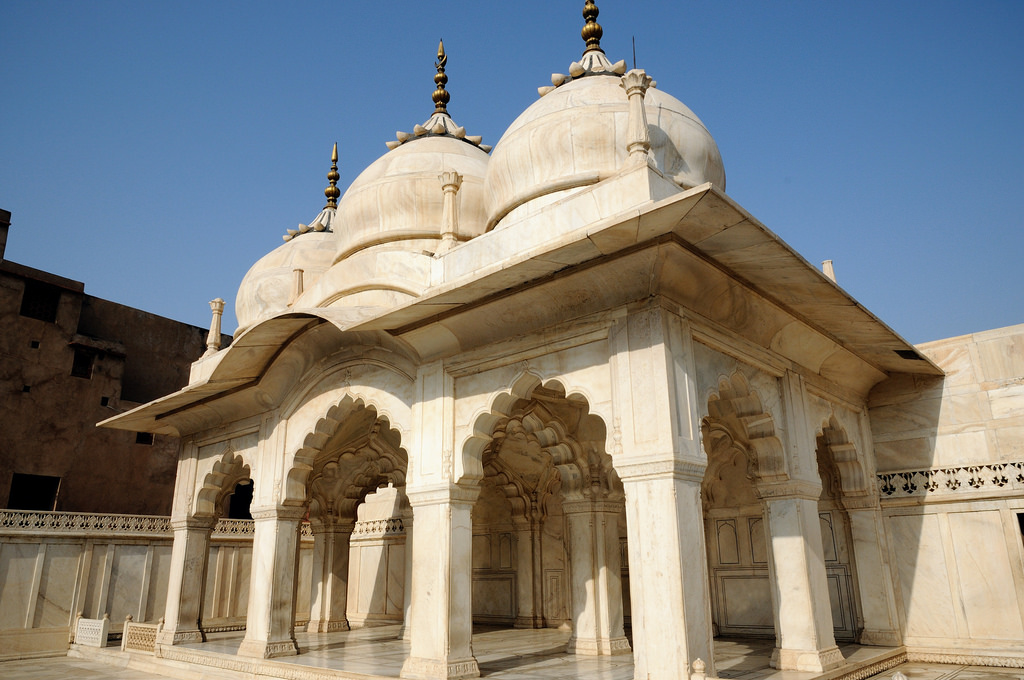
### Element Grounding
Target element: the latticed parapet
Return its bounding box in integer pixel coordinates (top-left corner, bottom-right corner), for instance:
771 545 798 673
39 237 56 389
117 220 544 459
0 510 172 536
352 516 405 537
878 461 1024 499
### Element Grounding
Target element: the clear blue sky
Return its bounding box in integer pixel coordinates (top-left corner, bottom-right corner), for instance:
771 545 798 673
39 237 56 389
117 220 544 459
2 1 1021 344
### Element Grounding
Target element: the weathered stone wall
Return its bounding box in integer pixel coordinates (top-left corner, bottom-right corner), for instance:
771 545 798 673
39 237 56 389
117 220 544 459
0 260 227 515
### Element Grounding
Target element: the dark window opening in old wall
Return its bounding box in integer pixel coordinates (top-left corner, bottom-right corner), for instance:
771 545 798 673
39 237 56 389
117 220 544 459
71 347 95 378
19 280 61 323
8 473 61 511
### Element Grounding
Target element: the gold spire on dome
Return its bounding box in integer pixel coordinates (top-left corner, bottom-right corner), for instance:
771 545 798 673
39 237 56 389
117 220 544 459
538 1 627 97
432 39 450 115
581 1 604 54
324 142 340 209
385 43 491 152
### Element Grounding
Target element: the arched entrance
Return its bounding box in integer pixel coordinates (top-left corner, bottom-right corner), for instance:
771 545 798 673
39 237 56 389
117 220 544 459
468 379 629 656
302 404 409 634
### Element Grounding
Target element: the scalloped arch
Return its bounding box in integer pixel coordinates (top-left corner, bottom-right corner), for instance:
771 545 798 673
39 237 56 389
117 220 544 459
703 371 787 484
194 445 252 518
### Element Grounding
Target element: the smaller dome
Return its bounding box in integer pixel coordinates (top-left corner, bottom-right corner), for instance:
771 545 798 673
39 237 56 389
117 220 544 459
234 227 337 332
333 136 489 261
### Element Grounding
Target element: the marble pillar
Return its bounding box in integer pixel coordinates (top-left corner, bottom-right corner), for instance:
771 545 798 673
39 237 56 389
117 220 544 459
620 461 715 680
400 510 414 640
401 484 480 680
157 516 214 646
307 518 353 633
513 519 542 629
237 506 304 659
564 499 629 655
761 488 844 672
846 503 902 646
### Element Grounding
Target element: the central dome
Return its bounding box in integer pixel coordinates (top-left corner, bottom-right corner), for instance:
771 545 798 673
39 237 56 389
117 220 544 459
484 74 725 230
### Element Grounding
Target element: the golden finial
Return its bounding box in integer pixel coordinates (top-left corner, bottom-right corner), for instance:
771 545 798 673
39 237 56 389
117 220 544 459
432 39 450 115
324 142 340 209
581 1 604 54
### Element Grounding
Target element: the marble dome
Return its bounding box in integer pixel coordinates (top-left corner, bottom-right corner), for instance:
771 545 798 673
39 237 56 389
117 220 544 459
234 225 337 333
332 134 490 262
484 59 725 230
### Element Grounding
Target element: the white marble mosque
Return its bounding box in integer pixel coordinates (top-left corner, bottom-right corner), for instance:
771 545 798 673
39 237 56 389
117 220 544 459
74 2 1024 679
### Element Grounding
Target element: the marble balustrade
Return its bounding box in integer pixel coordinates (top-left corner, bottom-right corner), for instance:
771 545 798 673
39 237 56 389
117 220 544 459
0 510 313 660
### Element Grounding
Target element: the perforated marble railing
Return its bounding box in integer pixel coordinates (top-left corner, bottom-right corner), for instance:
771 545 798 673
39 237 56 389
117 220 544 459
0 509 314 661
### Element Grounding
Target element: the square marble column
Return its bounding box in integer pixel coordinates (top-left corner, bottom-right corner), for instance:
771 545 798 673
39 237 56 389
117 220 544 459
512 520 543 629
846 503 902 646
400 511 414 640
400 484 480 680
307 518 353 633
157 516 215 646
564 499 630 655
237 506 304 659
620 460 715 680
761 488 844 672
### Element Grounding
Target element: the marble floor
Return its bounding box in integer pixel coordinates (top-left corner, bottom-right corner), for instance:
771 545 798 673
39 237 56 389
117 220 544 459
1 626 1020 680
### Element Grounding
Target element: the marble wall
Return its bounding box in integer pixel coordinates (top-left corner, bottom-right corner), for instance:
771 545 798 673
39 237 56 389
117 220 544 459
870 324 1024 663
0 511 312 660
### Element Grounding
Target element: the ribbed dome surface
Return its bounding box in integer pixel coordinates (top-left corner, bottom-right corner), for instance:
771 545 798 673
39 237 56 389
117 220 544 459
484 74 725 229
234 231 336 332
333 136 490 261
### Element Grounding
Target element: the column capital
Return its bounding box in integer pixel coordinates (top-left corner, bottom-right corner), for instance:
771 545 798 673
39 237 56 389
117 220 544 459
406 483 479 507
308 517 356 534
616 456 706 483
562 497 625 516
169 516 216 531
249 505 307 522
755 479 821 501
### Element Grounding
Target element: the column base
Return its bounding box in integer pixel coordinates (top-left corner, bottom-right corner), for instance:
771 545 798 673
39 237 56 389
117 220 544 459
859 629 902 647
401 655 480 680
514 615 545 629
307 619 350 633
237 638 299 659
568 635 632 656
771 646 844 672
155 628 203 646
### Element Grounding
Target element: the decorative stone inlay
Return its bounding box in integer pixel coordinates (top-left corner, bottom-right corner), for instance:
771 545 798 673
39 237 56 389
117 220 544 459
877 461 1024 498
905 651 1024 668
352 517 404 537
402 655 481 680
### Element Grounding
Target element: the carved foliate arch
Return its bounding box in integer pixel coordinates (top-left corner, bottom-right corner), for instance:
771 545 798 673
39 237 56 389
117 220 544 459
704 372 787 485
286 394 408 506
195 447 251 518
816 415 869 499
470 375 622 522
